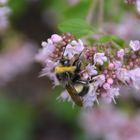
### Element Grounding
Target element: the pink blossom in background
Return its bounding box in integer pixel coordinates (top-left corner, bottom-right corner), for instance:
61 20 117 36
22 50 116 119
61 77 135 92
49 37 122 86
0 0 11 31
0 41 37 86
124 0 136 4
136 0 140 13
67 0 79 6
80 106 140 140
104 14 140 40
130 40 140 51
0 0 8 5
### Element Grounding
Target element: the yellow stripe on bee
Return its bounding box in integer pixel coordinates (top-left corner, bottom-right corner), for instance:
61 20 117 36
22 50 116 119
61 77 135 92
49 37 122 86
55 66 76 73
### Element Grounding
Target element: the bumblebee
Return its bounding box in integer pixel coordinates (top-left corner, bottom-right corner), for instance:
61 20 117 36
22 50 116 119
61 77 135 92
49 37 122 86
55 57 89 107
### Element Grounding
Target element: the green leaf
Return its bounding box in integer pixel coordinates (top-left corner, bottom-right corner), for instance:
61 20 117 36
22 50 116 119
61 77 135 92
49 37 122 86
99 35 126 48
64 0 92 20
9 0 27 19
58 19 94 38
111 35 125 47
99 35 112 43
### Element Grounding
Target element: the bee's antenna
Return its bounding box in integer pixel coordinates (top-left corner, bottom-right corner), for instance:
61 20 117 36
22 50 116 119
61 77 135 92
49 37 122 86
73 51 83 65
92 55 94 65
76 51 82 60
78 51 83 59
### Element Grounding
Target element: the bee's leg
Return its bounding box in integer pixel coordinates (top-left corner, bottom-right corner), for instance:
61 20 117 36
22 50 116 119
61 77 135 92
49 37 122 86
74 61 82 73
73 58 78 65
73 52 83 64
76 61 81 72
65 72 72 84
89 78 95 83
71 73 80 83
76 80 88 85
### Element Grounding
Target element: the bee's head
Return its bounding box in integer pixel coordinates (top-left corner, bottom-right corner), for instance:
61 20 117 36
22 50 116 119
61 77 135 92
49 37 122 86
60 58 70 66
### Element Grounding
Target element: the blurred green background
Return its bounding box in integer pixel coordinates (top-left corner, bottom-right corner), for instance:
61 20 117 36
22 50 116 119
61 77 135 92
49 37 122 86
0 0 140 140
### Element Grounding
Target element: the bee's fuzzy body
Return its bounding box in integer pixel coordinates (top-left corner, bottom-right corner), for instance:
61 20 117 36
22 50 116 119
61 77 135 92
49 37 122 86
55 58 90 106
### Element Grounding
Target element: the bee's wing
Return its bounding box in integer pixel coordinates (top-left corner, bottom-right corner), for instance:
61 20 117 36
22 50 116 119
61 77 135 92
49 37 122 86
65 84 83 107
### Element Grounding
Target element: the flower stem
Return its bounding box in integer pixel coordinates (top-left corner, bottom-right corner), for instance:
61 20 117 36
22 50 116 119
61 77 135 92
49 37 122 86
98 0 104 28
86 0 97 25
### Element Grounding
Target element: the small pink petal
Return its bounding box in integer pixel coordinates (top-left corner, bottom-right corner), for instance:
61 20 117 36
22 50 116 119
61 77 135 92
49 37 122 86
107 78 114 85
108 63 115 70
51 34 62 43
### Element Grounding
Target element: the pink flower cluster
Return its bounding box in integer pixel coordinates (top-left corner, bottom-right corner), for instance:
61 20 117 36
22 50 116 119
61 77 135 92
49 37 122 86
125 0 136 4
125 0 140 14
80 106 140 140
0 0 11 30
36 33 140 108
0 42 36 86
